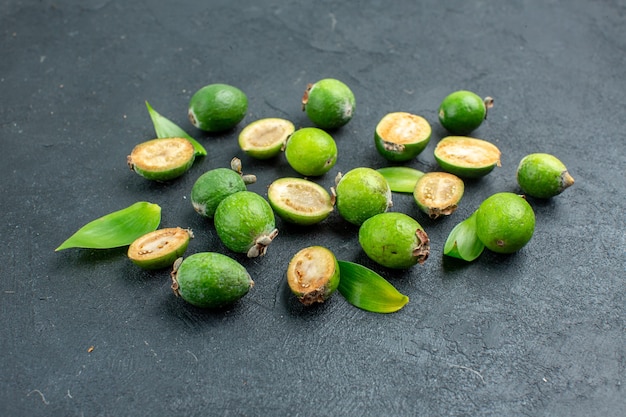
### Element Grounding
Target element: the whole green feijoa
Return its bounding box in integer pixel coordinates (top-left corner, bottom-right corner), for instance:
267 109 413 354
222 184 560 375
171 252 253 309
286 246 340 305
188 83 248 132
359 212 430 269
214 191 278 257
334 167 392 225
284 127 338 176
517 153 575 198
475 192 535 254
438 90 493 135
302 78 355 129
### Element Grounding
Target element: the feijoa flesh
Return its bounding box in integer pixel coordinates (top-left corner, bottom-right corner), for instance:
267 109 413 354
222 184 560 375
434 136 501 178
238 118 295 159
517 153 575 198
374 112 431 162
358 212 430 269
287 246 340 305
413 172 464 219
127 137 195 181
128 227 192 270
267 177 333 226
214 191 278 258
171 252 253 309
334 168 392 226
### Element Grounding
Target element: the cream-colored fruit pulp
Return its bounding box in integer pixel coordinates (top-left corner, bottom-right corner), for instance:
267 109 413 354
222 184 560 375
436 137 501 168
377 112 430 144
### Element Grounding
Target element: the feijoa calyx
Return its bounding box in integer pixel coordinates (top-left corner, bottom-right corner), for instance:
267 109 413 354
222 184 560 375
287 246 340 305
267 177 334 226
374 112 431 162
128 227 192 270
171 252 253 309
434 136 501 178
127 137 195 181
413 172 464 219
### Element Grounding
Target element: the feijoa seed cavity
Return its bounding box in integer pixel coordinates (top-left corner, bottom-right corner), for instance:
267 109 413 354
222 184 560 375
287 246 340 305
128 227 192 270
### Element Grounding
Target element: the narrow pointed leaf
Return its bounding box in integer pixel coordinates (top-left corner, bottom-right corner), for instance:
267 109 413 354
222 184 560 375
55 202 161 251
145 101 207 157
377 167 425 193
443 211 484 261
337 260 409 313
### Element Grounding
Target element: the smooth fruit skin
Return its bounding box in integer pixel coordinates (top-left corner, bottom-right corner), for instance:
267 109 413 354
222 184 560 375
188 83 248 132
359 212 430 269
438 90 486 135
191 168 247 218
335 168 392 226
517 153 575 198
475 193 535 254
284 127 337 176
303 79 355 129
172 252 253 309
214 191 276 255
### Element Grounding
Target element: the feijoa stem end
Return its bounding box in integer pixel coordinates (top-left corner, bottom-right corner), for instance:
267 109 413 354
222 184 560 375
247 228 279 258
412 230 431 264
483 96 494 119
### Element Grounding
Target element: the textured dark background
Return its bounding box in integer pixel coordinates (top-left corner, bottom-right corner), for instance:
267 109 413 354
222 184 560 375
1 1 624 416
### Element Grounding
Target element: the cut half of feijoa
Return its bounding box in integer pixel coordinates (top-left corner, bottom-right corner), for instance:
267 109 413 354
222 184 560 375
374 112 431 162
287 246 340 305
267 177 333 226
413 172 464 219
127 137 195 181
128 227 193 270
434 136 501 178
238 118 295 159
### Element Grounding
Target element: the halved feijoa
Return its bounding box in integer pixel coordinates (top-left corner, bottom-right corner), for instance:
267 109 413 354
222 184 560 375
434 136 501 178
374 112 431 162
413 172 464 219
238 118 295 159
127 137 195 181
287 246 340 305
267 177 333 226
214 191 278 258
128 227 192 270
516 153 575 198
358 212 430 269
171 252 253 309
334 168 392 226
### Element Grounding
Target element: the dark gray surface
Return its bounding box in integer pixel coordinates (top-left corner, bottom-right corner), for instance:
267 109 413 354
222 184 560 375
1 0 624 416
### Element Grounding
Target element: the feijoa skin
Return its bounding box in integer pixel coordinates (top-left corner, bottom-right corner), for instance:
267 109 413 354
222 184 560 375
128 227 192 270
334 168 393 226
475 192 535 254
127 137 195 181
214 191 278 258
238 118 295 160
188 83 248 132
517 153 575 198
302 78 355 129
171 252 253 309
374 112 432 162
267 177 334 226
358 212 430 269
438 90 493 135
434 136 502 178
287 246 340 305
413 172 464 219
284 127 338 177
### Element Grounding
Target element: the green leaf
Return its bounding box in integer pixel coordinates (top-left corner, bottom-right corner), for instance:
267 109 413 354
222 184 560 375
443 211 485 261
55 202 161 251
145 101 207 157
337 260 409 313
377 167 425 193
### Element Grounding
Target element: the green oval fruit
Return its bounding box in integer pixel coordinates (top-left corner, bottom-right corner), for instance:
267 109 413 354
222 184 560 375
359 212 430 269
475 192 535 254
127 137 195 181
517 153 575 198
238 118 295 159
171 252 253 309
374 112 431 161
128 227 192 270
284 127 338 176
302 78 355 129
334 167 392 225
434 136 502 178
287 246 340 305
438 90 493 135
267 177 333 226
413 172 464 219
214 191 278 257
188 83 248 132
